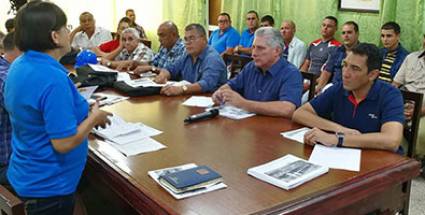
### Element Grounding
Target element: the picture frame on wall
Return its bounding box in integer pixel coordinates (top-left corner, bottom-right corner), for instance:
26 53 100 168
339 0 381 13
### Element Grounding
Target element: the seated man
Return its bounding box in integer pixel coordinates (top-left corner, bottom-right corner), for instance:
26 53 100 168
280 20 306 68
379 21 409 83
208 13 240 55
155 24 227 96
315 21 360 93
393 34 425 159
260 15 274 27
212 27 303 118
234 10 259 56
130 21 186 74
300 16 341 75
70 12 112 49
293 43 404 152
0 32 21 184
5 18 14 33
101 28 153 69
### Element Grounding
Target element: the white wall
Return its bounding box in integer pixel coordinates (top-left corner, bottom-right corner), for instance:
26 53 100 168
1 0 164 49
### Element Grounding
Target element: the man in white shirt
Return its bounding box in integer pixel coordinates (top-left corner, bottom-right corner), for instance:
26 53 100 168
70 12 112 49
280 20 306 68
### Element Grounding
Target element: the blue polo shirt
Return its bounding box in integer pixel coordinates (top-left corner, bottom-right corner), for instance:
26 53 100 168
239 28 255 48
208 27 240 54
165 45 227 92
324 45 347 84
4 51 89 197
310 81 404 134
227 58 303 107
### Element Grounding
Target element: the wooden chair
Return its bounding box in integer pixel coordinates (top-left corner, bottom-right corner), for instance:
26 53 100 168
140 40 152 49
300 71 319 101
399 89 423 215
222 54 253 78
0 185 24 215
401 90 423 158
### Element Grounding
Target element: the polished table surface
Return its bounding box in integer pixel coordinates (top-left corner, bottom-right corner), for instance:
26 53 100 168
86 94 420 215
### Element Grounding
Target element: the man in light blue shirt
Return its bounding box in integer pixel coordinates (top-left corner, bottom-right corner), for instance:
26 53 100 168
155 24 227 96
234 10 260 56
208 13 240 55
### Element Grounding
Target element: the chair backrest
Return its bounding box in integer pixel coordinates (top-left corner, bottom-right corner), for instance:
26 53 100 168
0 185 25 215
300 71 319 101
140 40 152 49
222 54 253 78
401 90 423 158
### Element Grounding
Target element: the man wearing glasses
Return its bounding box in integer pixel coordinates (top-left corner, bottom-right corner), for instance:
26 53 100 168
208 13 240 55
155 24 227 96
234 10 260 56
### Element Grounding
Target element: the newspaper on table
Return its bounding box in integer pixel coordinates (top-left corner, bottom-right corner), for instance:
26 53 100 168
207 105 255 120
247 154 329 190
148 163 227 199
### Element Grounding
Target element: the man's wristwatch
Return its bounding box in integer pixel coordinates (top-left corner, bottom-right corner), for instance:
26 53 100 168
106 61 112 67
181 85 188 94
336 132 345 147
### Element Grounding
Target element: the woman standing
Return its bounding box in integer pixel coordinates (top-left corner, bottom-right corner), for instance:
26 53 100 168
4 1 110 214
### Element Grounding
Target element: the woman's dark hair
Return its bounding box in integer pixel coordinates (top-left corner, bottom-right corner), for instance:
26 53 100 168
14 0 67 52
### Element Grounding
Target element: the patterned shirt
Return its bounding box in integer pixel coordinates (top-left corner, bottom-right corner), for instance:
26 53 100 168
380 50 397 82
0 56 11 166
379 43 409 83
152 38 186 68
115 43 154 63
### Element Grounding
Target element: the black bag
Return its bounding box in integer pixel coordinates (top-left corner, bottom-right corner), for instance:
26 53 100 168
113 81 161 97
70 65 117 88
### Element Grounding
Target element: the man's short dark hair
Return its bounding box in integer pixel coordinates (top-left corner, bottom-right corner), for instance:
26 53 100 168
381 21 401 34
344 21 359 33
126 9 134 15
351 43 382 72
261 15 274 26
3 32 15 51
14 0 67 52
324 16 338 26
119 17 131 25
5 18 14 33
247 10 259 19
185 23 206 38
219 12 231 23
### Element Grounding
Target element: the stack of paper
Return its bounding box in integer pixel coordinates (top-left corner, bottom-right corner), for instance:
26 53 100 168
148 163 227 199
247 154 329 190
182 96 214 107
280 127 311 144
93 115 165 156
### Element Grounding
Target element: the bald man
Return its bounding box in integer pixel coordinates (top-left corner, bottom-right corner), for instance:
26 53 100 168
124 21 186 74
70 12 112 49
280 20 306 68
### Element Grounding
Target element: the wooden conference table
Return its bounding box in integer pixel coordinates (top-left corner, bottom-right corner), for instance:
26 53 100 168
85 94 420 215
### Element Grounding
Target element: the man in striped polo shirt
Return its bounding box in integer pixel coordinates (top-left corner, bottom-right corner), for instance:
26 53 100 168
379 21 409 83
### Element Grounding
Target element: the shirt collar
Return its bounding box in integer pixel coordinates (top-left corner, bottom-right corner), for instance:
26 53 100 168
343 80 381 101
256 58 286 77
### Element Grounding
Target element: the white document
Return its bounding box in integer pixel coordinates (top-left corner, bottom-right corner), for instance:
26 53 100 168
248 154 329 190
148 163 227 199
93 115 162 145
91 92 129 106
124 78 165 88
309 144 361 172
106 137 166 157
280 127 311 144
213 105 255 120
182 96 214 107
88 64 117 73
117 72 132 82
78 86 98 100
